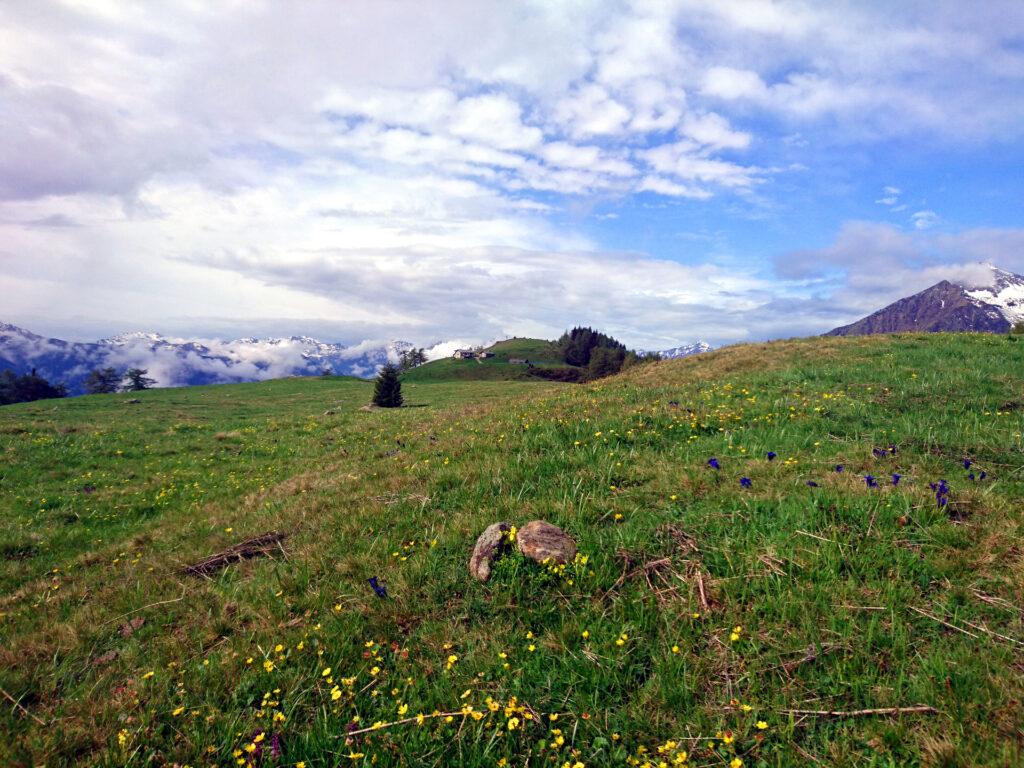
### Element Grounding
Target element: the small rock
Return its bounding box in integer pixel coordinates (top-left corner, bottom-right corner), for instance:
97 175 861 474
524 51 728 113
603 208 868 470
469 522 512 582
517 520 576 565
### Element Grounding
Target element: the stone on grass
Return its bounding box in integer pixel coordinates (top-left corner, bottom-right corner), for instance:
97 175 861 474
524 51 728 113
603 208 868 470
517 520 576 565
469 521 512 582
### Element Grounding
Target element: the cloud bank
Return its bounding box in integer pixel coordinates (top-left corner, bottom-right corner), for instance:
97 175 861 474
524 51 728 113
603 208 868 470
1 1 1022 348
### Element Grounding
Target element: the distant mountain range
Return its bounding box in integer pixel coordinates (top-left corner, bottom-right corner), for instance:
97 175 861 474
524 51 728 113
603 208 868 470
0 323 711 395
0 324 423 395
656 341 713 358
827 265 1024 336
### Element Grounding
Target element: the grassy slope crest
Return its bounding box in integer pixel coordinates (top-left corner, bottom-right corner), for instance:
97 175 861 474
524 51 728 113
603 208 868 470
400 338 568 382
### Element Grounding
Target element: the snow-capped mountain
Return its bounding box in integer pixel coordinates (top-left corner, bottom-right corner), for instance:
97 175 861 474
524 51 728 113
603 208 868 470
0 322 423 395
656 342 713 358
827 265 1024 336
963 266 1024 325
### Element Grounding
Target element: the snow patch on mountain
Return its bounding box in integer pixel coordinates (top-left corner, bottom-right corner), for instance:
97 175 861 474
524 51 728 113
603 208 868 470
963 265 1024 324
655 341 712 358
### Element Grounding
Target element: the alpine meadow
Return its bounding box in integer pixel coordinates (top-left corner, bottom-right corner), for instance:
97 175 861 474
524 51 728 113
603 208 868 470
2 334 1023 766
4 2 1024 767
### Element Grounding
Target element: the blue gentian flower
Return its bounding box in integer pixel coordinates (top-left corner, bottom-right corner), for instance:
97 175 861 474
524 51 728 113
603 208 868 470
740 477 752 488
979 471 987 480
968 472 975 481
806 481 819 487
963 458 972 469
835 465 844 473
873 447 888 458
368 576 388 598
707 457 720 470
766 451 777 461
892 473 901 486
929 479 950 508
864 475 878 488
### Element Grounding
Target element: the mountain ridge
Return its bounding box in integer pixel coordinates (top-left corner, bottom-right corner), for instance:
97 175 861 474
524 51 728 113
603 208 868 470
827 265 1024 336
0 323 422 394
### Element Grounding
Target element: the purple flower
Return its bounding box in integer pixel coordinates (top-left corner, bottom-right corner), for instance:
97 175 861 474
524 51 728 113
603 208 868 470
368 576 388 598
968 472 975 481
707 457 720 470
740 477 752 488
963 458 972 469
979 471 987 480
873 447 888 458
891 473 901 486
766 451 777 461
930 479 950 508
806 481 819 487
271 733 282 759
835 464 844 473
864 475 878 488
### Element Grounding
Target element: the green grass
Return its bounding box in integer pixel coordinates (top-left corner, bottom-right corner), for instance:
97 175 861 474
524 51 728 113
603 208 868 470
401 337 571 382
1 334 1023 767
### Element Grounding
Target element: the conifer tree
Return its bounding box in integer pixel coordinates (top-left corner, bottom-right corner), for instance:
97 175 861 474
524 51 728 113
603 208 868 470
84 367 122 394
372 363 403 407
123 368 156 391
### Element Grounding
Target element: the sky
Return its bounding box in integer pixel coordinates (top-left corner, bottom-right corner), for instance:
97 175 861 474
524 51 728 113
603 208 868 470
1 0 1023 350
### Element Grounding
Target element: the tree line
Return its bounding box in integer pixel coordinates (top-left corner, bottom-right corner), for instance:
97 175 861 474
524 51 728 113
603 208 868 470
0 366 158 406
83 367 156 394
0 369 67 405
556 327 660 381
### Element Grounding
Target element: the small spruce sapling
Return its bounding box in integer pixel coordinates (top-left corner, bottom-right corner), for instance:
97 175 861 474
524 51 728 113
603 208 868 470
372 363 403 408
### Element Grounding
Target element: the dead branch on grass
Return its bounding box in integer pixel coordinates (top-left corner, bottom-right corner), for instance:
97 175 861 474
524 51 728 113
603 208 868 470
182 531 288 576
783 705 937 718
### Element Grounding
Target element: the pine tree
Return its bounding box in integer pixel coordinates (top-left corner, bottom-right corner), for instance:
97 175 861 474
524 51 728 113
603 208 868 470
84 367 122 394
123 368 156 391
372 364 403 408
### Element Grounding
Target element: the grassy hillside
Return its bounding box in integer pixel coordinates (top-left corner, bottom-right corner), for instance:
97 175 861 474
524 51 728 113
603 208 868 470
2 334 1023 767
401 337 569 382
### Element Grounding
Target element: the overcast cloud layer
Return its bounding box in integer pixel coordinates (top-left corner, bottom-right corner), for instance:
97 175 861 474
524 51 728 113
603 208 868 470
2 0 1023 348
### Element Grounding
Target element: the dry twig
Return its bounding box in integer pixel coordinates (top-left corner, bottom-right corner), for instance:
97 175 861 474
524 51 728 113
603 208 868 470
182 531 288 576
783 705 937 718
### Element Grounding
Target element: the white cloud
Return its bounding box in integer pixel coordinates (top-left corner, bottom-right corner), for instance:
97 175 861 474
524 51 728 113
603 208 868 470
702 67 768 101
540 142 635 176
911 210 940 230
553 84 632 138
679 112 752 150
640 142 761 187
875 186 901 206
636 176 713 199
774 221 1024 322
1 0 1023 349
449 93 543 151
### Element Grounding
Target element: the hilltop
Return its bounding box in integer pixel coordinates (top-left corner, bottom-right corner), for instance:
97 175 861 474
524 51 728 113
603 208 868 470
401 338 567 383
1 334 1022 766
402 336 710 384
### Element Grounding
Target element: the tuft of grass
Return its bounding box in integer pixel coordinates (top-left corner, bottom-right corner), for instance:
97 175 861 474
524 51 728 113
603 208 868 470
0 333 1022 767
